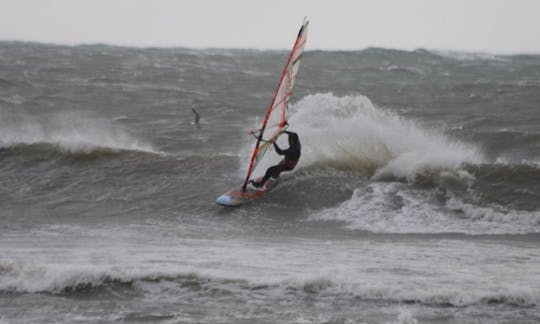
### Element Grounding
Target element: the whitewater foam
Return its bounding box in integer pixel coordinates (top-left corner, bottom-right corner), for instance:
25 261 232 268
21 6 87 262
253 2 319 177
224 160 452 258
0 111 156 154
390 309 418 324
2 241 538 308
430 50 508 62
446 196 540 227
495 156 540 169
288 93 483 180
311 181 540 235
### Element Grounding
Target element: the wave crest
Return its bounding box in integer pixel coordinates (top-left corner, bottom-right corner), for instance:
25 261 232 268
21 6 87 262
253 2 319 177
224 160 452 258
0 111 156 154
1 260 537 308
289 93 483 180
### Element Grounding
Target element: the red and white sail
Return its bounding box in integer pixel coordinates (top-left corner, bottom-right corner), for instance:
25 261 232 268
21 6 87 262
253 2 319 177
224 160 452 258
242 19 309 190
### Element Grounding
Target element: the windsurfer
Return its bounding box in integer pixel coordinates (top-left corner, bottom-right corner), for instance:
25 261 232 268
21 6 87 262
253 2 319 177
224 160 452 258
191 108 201 128
249 130 301 188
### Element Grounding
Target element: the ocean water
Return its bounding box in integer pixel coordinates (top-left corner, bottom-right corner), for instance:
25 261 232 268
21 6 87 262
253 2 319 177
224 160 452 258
0 42 539 323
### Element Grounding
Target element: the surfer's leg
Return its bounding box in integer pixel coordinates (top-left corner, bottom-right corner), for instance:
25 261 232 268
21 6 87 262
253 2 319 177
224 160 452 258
259 164 283 186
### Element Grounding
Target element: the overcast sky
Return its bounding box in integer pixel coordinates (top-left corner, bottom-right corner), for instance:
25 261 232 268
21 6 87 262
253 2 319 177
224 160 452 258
1 0 539 54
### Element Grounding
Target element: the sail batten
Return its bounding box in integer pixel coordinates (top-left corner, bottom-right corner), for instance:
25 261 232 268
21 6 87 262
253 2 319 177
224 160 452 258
241 20 309 190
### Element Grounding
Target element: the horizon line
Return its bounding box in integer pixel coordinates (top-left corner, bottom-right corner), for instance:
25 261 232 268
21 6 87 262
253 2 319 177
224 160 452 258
1 39 540 56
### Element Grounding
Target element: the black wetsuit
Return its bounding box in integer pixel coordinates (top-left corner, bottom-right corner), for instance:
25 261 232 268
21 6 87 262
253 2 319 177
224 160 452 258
258 131 301 186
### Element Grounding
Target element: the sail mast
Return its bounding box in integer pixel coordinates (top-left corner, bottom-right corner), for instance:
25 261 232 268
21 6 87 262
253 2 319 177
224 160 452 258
241 20 309 191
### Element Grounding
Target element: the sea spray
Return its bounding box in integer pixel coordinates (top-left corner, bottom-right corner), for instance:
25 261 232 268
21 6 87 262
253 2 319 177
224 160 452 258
288 93 483 179
0 110 155 153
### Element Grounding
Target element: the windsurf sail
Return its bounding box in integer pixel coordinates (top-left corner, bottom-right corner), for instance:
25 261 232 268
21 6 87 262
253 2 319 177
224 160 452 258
242 19 309 191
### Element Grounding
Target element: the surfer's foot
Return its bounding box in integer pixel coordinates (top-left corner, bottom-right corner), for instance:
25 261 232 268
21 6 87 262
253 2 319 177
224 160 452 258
249 180 263 188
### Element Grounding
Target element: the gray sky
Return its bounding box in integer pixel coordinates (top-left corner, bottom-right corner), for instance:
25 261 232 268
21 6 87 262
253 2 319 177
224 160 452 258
1 0 539 53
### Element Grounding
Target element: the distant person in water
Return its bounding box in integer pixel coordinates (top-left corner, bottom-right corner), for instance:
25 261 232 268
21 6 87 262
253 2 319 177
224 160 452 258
191 108 201 129
249 130 301 188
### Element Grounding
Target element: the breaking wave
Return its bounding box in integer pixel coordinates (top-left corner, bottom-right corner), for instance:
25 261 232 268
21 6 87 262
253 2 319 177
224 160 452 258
289 93 483 180
288 94 539 234
310 181 540 235
0 111 156 154
1 259 537 308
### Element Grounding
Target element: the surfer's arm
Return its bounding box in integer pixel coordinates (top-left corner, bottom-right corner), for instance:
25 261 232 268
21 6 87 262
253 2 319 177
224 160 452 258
273 142 285 155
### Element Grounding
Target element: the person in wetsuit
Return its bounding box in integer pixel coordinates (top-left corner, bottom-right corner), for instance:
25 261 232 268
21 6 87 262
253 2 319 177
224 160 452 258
249 130 301 188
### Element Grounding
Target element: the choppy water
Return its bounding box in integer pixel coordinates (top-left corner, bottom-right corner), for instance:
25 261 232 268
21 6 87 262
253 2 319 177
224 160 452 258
1 42 539 323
